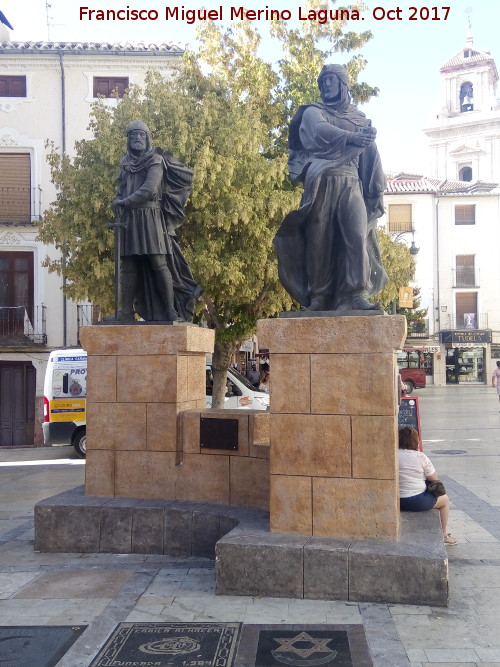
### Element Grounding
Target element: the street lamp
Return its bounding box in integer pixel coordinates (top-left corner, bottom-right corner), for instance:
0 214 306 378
393 230 419 256
391 230 419 314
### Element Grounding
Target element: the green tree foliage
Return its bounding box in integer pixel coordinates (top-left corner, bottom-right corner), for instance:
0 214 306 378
37 2 408 406
377 229 416 310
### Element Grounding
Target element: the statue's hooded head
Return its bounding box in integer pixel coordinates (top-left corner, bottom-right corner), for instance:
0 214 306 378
317 64 351 111
126 120 152 154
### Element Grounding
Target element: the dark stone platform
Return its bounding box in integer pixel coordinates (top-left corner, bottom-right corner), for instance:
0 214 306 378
34 486 448 606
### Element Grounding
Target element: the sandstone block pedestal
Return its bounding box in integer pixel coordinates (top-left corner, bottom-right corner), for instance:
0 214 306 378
257 315 407 541
79 324 214 499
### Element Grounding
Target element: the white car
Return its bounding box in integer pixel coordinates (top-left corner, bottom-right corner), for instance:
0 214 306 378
206 365 270 410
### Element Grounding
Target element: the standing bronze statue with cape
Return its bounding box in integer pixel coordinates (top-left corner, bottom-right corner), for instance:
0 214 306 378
274 64 388 312
112 120 201 323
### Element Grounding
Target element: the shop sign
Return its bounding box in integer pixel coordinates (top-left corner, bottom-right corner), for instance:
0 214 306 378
491 344 500 358
399 286 414 308
239 339 253 352
440 330 492 345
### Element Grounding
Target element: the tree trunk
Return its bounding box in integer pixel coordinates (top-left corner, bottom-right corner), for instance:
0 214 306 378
211 342 239 409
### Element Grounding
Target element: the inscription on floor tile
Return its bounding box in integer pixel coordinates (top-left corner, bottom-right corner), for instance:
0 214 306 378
90 622 241 667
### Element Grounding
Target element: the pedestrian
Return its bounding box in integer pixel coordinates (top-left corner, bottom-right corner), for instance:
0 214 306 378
247 364 260 387
398 426 458 546
259 370 270 394
492 360 500 409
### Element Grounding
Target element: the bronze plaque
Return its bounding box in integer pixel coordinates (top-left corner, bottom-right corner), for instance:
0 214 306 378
200 418 238 451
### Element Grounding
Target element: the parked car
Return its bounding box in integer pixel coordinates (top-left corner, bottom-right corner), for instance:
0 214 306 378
205 365 270 410
399 367 426 394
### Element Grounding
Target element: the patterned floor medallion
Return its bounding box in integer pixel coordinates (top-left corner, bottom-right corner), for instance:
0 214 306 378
89 622 241 667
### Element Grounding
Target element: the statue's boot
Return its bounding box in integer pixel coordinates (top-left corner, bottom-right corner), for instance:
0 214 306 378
150 256 184 322
305 296 327 311
118 258 138 322
336 292 381 312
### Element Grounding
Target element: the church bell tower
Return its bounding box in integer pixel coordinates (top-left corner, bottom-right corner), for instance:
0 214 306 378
424 25 500 183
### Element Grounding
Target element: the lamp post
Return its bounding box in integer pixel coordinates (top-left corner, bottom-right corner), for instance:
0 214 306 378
391 230 419 314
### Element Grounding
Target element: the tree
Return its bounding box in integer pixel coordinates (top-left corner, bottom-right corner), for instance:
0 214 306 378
38 2 399 407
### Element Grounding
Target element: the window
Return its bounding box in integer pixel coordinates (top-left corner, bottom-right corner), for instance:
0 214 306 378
455 204 475 225
388 204 413 233
455 292 477 329
0 252 34 336
459 166 472 182
460 81 473 112
0 153 31 223
0 75 26 97
93 77 129 98
455 255 476 287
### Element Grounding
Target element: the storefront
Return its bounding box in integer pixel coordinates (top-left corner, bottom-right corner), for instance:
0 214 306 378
441 330 491 384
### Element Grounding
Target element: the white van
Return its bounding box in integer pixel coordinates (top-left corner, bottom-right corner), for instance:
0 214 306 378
43 349 87 458
43 349 270 458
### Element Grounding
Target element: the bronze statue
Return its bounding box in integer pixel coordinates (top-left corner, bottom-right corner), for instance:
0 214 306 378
274 64 388 312
112 120 201 322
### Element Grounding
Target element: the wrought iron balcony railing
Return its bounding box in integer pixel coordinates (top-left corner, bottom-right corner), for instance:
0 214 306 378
406 319 430 338
453 267 479 288
0 186 42 224
441 312 488 330
77 304 101 343
0 305 47 345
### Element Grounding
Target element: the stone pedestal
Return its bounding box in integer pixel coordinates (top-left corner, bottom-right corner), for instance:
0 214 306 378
79 324 214 499
257 315 406 541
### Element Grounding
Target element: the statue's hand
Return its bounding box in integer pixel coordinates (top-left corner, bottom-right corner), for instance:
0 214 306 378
350 128 376 147
112 198 124 214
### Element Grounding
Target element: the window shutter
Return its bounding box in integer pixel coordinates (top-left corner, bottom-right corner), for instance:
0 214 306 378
388 204 412 232
455 204 475 225
0 154 31 223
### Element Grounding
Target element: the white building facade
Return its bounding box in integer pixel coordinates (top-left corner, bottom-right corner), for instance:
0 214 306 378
384 31 500 387
0 37 183 446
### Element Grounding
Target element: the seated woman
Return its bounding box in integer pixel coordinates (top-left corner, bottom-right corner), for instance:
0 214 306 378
398 426 458 546
259 371 270 394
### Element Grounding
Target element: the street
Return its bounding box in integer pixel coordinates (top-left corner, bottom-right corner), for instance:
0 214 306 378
0 385 499 666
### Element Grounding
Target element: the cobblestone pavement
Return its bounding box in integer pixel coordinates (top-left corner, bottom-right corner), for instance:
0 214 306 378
0 385 499 666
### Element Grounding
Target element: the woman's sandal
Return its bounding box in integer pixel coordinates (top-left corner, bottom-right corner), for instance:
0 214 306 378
444 533 458 545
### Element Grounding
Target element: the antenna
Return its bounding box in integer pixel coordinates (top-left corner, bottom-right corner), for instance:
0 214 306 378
45 2 53 41
465 5 472 27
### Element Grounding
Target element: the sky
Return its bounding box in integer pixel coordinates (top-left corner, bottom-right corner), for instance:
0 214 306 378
3 0 500 174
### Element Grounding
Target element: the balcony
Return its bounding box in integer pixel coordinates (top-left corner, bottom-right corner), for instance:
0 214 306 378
0 186 42 224
388 222 414 234
453 267 479 288
77 304 101 344
0 306 47 345
441 312 488 330
406 319 430 339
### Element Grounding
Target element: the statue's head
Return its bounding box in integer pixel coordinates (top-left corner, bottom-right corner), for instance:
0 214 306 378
126 120 151 154
317 64 350 108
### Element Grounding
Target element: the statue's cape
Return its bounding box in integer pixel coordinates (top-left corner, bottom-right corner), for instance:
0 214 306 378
154 147 194 232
